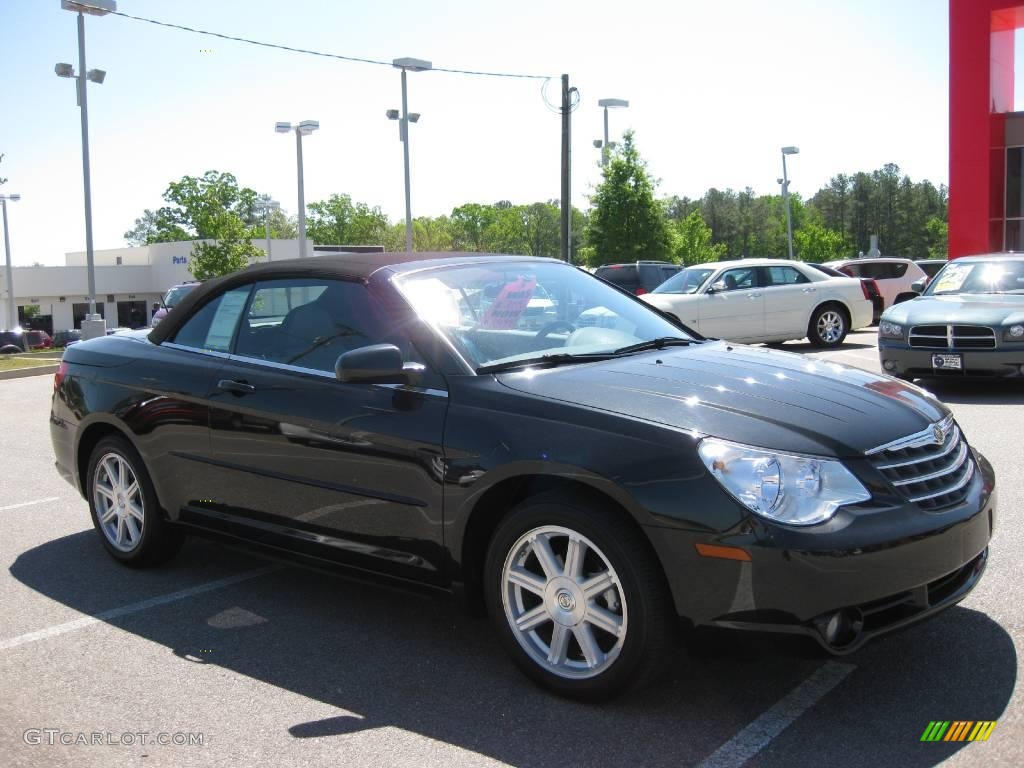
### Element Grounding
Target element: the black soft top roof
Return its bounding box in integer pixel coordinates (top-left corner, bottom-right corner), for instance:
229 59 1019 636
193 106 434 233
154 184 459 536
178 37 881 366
148 252 560 344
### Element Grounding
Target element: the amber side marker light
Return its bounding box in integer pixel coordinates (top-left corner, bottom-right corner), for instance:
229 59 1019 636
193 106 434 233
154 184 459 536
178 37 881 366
695 543 751 561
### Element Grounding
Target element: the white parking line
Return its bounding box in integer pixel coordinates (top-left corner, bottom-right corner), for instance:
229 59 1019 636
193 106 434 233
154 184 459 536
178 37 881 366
697 661 856 768
0 497 60 512
0 565 281 652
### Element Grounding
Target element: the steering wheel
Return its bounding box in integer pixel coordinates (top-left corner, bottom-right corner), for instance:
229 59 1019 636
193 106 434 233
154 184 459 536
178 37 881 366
535 320 576 340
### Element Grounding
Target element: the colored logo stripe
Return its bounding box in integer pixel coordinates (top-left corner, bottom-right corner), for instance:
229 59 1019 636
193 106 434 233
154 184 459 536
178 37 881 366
920 721 996 742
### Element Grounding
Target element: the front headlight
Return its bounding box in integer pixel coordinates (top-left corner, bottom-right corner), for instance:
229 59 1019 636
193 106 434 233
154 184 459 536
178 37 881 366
1005 324 1024 341
697 438 871 526
879 320 903 338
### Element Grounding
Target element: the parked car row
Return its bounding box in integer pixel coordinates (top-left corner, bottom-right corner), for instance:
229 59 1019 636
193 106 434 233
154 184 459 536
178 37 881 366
52 251 994 701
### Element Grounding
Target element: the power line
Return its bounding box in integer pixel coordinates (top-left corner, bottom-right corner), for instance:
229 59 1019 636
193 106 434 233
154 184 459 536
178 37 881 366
109 10 555 81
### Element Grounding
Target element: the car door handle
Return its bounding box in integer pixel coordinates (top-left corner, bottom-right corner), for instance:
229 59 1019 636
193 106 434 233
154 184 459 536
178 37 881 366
749 293 762 298
802 287 817 293
217 379 256 395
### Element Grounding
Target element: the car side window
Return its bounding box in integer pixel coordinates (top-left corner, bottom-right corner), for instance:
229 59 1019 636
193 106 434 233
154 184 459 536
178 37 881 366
890 262 909 278
716 268 757 291
233 278 407 373
171 286 252 353
764 266 809 286
841 264 862 277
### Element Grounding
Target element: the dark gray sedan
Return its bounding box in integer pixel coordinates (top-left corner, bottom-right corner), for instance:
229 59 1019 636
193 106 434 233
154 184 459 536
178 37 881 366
878 254 1024 379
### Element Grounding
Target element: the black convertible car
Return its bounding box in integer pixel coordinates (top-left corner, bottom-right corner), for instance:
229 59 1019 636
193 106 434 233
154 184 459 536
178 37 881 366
50 253 995 700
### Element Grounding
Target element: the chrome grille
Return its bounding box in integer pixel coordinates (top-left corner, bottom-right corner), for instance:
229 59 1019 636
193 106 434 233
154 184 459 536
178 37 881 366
866 415 974 510
909 324 996 349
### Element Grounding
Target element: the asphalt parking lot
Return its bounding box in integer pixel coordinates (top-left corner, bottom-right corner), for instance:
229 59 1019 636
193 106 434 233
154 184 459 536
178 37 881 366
1 330 1022 768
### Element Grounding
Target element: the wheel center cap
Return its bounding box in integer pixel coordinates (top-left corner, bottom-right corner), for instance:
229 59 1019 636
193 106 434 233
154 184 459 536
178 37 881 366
545 577 585 627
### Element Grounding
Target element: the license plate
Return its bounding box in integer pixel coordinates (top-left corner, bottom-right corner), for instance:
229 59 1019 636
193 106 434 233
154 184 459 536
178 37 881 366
932 353 962 370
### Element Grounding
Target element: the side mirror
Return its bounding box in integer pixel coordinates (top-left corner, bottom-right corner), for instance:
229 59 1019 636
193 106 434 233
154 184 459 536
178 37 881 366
708 280 728 294
910 279 925 294
336 344 422 385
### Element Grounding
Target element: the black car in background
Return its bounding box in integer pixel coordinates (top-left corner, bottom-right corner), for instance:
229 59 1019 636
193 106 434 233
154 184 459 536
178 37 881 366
593 260 682 295
51 253 994 701
807 262 885 323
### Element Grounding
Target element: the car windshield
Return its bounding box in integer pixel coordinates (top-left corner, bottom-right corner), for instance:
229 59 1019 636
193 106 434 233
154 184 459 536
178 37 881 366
394 261 693 371
651 267 715 295
925 260 1024 296
163 284 197 307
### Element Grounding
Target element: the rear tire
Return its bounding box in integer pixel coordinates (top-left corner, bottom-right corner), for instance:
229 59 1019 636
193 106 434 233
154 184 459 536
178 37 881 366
808 305 849 348
86 435 184 567
483 491 675 701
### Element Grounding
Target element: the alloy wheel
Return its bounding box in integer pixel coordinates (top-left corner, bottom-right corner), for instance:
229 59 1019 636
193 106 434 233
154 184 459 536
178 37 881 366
501 525 627 680
816 310 845 344
92 452 145 553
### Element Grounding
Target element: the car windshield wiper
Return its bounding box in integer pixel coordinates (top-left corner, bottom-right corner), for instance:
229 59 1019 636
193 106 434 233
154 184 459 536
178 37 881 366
477 352 616 375
612 337 694 355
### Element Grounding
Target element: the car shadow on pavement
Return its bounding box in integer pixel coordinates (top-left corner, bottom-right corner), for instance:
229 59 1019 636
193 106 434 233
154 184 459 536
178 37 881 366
913 379 1024 406
9 531 1017 768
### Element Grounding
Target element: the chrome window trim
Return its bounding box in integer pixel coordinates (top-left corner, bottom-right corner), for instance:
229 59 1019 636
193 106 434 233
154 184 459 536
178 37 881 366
160 342 448 397
865 415 956 456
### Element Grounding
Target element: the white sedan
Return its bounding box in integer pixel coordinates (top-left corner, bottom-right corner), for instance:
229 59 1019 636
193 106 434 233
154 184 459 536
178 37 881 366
641 258 873 347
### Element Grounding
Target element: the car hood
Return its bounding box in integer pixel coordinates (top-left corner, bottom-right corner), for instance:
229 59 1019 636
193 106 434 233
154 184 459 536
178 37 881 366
495 341 947 457
883 294 1024 326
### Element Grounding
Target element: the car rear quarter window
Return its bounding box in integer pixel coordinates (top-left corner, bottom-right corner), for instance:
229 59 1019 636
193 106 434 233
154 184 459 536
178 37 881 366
764 266 809 286
171 286 251 353
890 262 909 278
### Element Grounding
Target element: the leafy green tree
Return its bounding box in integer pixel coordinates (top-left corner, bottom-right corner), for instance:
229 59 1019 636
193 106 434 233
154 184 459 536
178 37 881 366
586 131 671 266
449 203 497 251
672 210 726 265
413 216 453 251
925 217 948 259
793 221 845 262
125 171 259 245
188 214 262 280
306 194 391 245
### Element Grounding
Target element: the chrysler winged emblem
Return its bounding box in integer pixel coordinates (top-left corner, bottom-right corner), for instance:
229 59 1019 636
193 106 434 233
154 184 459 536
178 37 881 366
933 424 945 444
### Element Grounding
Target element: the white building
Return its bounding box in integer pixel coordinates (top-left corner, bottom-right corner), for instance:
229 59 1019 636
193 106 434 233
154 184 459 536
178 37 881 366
1 239 303 334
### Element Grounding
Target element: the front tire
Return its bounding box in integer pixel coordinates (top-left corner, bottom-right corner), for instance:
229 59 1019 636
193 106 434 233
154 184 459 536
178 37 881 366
483 491 675 701
808 305 848 348
86 435 183 567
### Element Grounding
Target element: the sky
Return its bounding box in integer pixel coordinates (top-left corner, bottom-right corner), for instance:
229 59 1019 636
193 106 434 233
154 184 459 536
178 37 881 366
0 0 953 266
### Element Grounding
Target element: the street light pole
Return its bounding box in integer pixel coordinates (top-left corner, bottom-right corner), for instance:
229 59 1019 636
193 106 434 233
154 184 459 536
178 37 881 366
781 146 799 260
276 120 318 258
58 0 114 339
391 57 431 254
596 98 628 167
258 196 280 261
1 194 21 331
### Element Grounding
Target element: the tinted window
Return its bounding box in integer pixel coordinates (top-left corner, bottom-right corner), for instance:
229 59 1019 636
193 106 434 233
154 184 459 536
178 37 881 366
890 262 909 278
172 286 251 352
840 263 863 277
595 266 639 289
233 278 397 373
164 284 198 308
717 267 758 291
764 266 809 286
637 263 678 290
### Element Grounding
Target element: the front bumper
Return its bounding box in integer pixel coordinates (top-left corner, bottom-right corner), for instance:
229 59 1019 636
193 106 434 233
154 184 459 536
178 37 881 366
879 338 1024 378
648 449 995 653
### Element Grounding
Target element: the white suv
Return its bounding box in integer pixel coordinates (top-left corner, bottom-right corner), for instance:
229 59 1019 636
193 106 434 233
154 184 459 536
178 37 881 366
825 258 927 310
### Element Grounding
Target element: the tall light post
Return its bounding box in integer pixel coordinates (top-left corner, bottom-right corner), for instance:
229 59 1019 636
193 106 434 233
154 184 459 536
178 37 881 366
1 193 21 331
275 120 319 258
57 0 114 339
389 57 432 253
780 146 799 260
595 98 629 167
257 195 280 261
